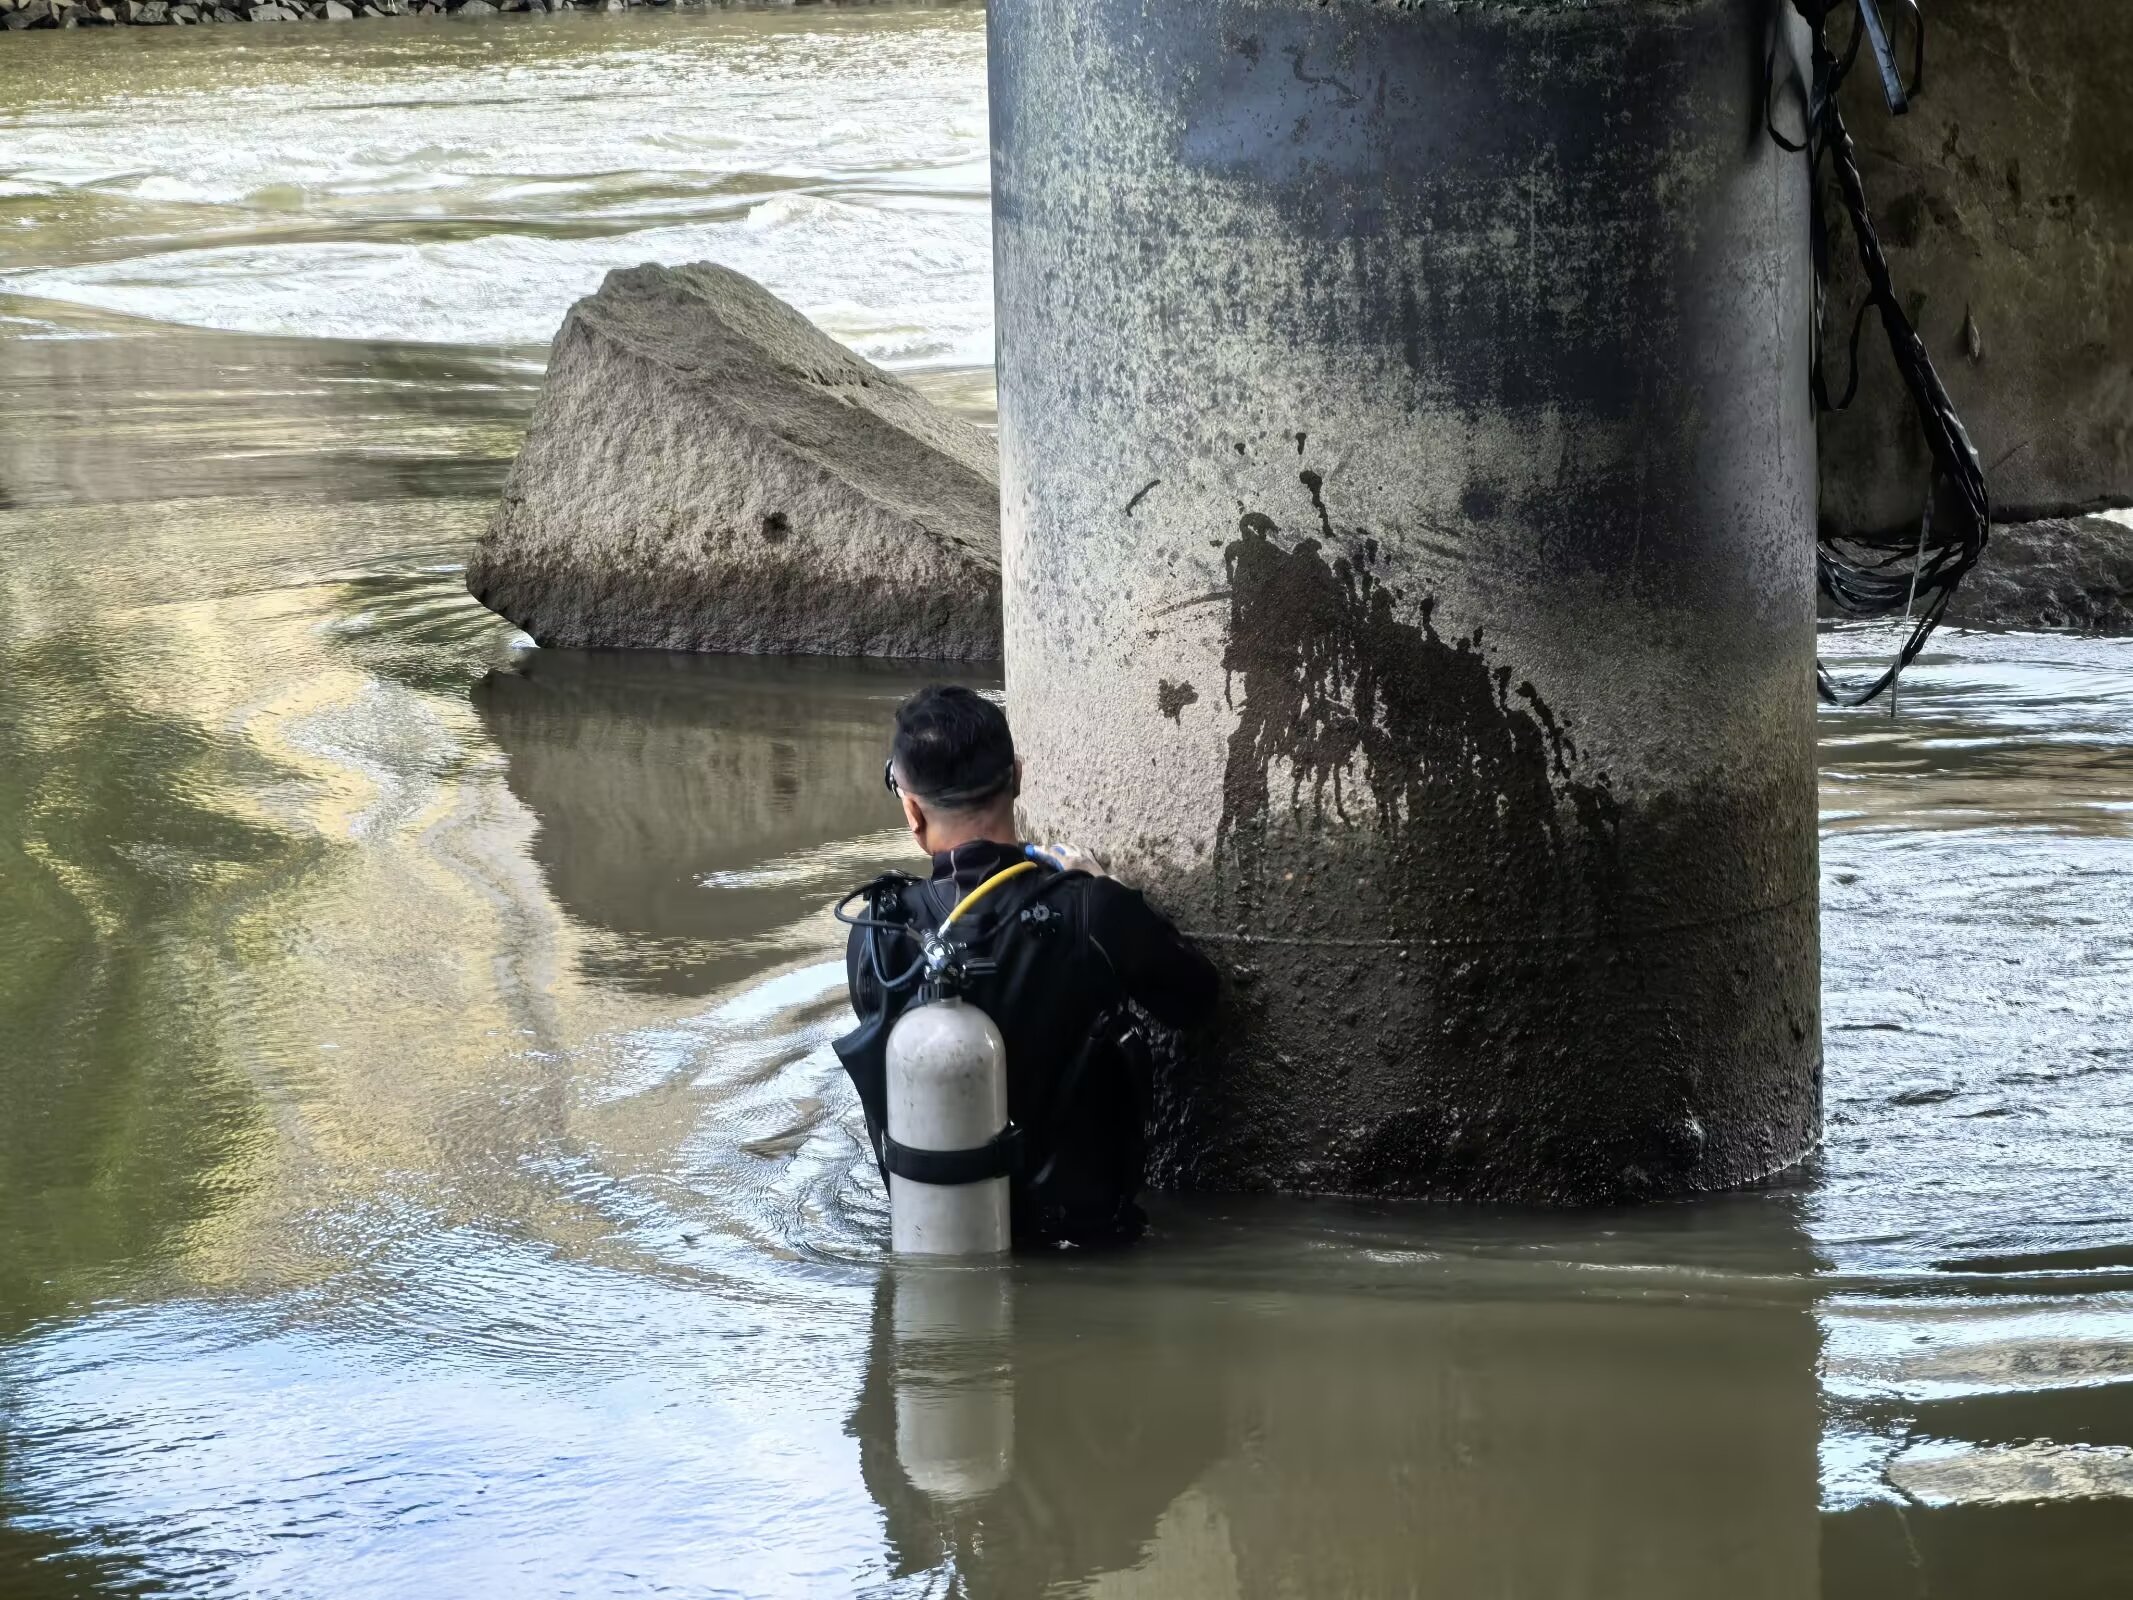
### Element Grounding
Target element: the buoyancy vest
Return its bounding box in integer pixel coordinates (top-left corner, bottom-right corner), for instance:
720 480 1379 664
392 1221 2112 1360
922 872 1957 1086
835 861 1152 1247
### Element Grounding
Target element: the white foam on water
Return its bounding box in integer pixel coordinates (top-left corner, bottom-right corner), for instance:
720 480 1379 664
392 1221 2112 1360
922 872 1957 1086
0 14 992 364
5 191 991 363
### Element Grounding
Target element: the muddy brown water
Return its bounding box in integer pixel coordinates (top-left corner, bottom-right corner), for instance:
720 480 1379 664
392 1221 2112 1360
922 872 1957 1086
4 11 2132 1597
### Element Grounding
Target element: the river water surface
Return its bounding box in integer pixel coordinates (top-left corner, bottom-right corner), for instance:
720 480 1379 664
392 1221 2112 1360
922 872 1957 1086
4 11 2132 1597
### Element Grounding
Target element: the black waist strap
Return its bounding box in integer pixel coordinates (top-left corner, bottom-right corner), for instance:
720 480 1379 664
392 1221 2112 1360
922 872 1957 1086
882 1125 1023 1187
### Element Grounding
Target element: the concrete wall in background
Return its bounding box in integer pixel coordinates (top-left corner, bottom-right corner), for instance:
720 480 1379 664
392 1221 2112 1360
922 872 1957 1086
1818 0 2133 532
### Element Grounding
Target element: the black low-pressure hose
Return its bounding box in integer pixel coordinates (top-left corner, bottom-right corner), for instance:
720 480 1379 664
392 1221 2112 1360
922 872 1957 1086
1772 0 1992 707
835 876 928 995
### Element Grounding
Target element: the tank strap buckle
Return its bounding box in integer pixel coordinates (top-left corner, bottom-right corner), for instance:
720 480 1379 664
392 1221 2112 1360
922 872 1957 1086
881 1125 1024 1187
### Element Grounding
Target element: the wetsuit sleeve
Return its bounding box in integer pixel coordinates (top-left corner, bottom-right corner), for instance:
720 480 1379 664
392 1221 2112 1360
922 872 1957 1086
1082 879 1221 1029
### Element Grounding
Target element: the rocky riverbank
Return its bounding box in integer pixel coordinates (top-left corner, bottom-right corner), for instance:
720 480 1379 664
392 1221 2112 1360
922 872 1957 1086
2 0 956 28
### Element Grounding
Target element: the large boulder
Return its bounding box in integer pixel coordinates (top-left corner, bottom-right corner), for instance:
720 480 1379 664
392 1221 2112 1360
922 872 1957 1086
468 263 1001 659
1819 1 2133 533
1944 516 2133 634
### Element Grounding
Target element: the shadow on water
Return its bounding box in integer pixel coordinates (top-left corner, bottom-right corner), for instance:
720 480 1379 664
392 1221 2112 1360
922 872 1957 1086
471 649 1000 997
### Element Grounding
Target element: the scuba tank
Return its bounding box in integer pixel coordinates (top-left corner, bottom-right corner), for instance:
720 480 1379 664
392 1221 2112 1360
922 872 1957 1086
886 998 1010 1255
849 859 1040 1258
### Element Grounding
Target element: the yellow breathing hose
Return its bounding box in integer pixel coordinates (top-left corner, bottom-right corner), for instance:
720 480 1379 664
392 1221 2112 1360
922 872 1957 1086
940 859 1039 930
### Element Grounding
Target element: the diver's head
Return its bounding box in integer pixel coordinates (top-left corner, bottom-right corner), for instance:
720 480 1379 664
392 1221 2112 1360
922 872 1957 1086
885 684 1022 856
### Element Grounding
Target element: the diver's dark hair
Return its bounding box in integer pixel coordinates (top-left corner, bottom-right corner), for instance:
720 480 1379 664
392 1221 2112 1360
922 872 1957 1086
891 685 1016 809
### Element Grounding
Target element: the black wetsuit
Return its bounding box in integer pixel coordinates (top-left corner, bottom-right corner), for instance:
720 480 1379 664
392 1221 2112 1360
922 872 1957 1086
836 839 1219 1246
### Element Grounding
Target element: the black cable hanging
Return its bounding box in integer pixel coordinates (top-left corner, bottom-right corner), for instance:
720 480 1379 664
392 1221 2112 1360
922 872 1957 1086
1770 0 1992 707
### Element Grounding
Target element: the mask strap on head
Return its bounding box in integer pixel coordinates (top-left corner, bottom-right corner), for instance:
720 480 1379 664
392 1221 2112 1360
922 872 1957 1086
906 761 1017 811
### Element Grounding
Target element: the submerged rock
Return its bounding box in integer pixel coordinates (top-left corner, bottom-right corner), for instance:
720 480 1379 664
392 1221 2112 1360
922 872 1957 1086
469 263 1001 659
1819 1 2133 532
1944 517 2133 634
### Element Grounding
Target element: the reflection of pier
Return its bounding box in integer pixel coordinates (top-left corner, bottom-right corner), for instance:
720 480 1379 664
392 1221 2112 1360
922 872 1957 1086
857 1195 1822 1597
472 650 990 995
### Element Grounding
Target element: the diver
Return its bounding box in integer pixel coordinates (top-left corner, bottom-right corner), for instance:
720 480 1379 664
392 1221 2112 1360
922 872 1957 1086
834 684 1219 1247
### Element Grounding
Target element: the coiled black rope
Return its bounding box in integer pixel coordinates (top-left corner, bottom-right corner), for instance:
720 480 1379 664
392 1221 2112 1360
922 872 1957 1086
1770 0 1992 707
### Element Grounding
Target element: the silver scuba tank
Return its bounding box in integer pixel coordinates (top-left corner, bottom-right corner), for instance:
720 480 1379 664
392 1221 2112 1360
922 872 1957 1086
885 997 1012 1256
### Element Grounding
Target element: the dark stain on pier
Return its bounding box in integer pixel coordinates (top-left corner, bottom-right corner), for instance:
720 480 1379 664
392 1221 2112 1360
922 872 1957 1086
1157 679 1199 721
1216 469 1618 900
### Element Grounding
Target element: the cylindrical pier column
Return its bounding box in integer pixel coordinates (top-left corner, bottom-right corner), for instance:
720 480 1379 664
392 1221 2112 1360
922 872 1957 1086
993 0 1821 1201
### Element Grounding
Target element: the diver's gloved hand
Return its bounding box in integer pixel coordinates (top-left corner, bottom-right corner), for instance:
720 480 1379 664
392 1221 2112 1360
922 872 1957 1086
1027 842 1107 878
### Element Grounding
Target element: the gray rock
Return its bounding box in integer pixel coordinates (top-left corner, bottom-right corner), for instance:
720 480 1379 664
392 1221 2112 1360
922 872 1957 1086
469 262 1001 659
1820 2 2133 533
246 2 295 16
1943 517 2133 634
453 0 495 12
322 0 350 13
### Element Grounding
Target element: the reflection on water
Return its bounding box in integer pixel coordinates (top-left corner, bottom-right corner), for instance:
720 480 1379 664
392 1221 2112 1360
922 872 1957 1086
0 301 538 510
863 1198 1822 1599
4 11 2133 1599
472 650 962 996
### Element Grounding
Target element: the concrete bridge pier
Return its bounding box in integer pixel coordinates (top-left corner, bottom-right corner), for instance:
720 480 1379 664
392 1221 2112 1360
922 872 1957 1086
992 0 1823 1201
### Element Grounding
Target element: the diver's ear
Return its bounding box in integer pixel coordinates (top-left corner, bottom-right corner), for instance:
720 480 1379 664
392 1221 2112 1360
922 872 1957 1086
1010 757 1024 799
901 792 927 849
